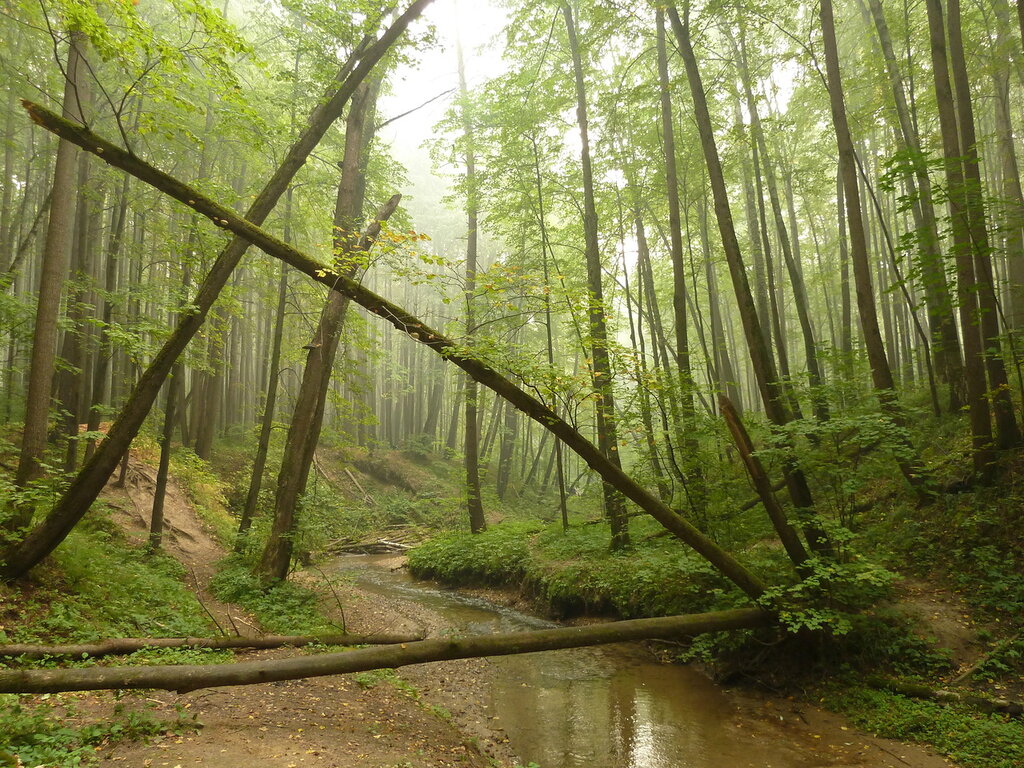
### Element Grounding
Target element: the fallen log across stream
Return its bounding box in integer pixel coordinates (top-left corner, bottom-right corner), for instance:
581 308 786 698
0 607 771 694
0 632 423 659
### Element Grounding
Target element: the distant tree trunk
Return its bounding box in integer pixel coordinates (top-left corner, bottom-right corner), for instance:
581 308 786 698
946 0 1020 450
456 38 486 535
237 220 290 548
819 0 933 499
84 174 130 463
531 136 571 528
563 2 630 550
10 33 86 519
630 209 671 503
655 9 704 512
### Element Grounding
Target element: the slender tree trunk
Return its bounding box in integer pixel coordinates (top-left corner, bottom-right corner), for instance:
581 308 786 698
655 9 704 512
563 2 630 549
819 0 933 499
456 38 486 535
237 230 290 547
10 34 86 517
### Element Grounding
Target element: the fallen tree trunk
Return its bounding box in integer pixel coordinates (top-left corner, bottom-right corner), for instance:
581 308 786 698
0 608 771 694
866 676 1023 716
19 102 769 603
0 632 423 659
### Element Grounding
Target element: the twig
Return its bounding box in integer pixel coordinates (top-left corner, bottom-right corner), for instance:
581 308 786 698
314 566 346 633
190 567 225 637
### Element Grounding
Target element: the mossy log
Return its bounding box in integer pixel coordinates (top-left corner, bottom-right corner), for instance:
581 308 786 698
866 675 1023 716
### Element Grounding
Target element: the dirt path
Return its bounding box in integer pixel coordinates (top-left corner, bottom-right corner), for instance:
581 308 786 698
92 460 488 768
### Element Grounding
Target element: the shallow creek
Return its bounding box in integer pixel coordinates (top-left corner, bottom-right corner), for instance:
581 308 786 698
330 555 818 768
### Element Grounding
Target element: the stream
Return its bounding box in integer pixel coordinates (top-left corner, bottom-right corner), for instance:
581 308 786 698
331 555 817 768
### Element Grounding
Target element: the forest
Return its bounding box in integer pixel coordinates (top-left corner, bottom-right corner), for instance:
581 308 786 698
1 0 1023 766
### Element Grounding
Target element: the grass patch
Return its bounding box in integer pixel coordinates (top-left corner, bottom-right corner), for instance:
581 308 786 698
408 519 762 618
209 557 342 635
823 684 1024 768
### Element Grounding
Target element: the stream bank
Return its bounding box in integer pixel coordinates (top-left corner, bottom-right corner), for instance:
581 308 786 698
329 554 952 768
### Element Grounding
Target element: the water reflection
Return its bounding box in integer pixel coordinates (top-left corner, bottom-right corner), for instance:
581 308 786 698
333 556 810 768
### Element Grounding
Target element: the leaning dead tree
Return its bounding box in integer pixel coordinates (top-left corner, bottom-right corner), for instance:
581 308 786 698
19 101 769 602
0 608 769 694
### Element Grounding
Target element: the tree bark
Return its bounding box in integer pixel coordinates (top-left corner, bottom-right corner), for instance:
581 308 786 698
563 2 630 549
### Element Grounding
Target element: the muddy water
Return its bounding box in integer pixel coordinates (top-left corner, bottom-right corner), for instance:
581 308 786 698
332 555 811 768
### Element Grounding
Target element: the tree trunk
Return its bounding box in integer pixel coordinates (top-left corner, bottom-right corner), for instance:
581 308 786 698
10 34 86 512
456 38 486 535
563 2 630 550
0 608 771 695
655 9 704 511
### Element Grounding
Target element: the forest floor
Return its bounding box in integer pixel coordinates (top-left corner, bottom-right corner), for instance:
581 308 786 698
78 456 957 768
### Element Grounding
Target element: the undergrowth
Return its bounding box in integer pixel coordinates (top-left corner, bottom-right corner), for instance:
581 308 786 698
823 684 1024 768
210 556 343 635
408 519 757 618
0 696 200 768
